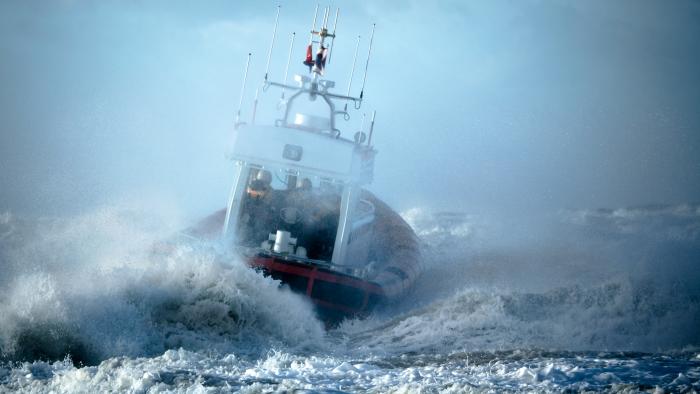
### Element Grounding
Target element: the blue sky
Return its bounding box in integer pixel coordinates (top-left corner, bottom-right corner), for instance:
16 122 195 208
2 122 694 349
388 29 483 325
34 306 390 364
1 1 699 218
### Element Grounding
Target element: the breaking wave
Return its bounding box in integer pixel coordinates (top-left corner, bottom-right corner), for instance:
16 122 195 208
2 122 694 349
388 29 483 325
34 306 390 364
0 202 699 391
0 207 324 365
338 204 700 355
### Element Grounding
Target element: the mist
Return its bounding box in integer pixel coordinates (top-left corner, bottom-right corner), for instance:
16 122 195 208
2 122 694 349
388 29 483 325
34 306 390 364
2 4 700 387
1 1 699 219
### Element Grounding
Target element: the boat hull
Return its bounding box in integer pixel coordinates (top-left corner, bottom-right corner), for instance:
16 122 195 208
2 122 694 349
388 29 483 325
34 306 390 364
186 191 422 323
248 255 384 323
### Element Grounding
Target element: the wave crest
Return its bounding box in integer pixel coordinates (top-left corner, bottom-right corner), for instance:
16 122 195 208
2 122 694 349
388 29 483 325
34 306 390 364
0 208 324 365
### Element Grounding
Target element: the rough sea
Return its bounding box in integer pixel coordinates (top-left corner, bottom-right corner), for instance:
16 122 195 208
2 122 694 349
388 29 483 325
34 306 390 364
1 203 699 393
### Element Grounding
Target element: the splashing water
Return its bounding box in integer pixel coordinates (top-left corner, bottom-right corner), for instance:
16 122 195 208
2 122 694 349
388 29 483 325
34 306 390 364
1 203 699 392
0 207 324 366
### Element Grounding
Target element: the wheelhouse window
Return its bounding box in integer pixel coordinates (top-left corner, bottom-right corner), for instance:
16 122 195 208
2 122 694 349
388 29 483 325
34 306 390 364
236 166 342 262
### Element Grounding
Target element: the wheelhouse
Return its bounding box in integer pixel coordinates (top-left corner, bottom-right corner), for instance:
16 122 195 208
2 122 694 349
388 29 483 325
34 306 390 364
223 121 376 272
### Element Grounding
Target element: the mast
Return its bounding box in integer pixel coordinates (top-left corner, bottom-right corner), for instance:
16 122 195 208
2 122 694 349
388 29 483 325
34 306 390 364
309 6 336 78
238 5 377 140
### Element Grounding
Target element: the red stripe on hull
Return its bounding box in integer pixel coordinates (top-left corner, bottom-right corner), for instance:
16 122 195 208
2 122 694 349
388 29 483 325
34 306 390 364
248 256 384 318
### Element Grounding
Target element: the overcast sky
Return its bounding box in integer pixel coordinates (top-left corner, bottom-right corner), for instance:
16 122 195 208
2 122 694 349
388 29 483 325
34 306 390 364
1 1 699 218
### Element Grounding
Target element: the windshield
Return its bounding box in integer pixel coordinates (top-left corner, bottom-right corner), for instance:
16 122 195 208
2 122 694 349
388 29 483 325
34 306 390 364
236 167 342 261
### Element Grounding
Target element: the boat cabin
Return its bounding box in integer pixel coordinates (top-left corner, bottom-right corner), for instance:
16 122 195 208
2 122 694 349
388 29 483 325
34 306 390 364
222 77 377 272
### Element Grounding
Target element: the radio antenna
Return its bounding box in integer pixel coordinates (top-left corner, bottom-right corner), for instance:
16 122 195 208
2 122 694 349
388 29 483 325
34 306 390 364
264 5 281 81
367 110 376 146
281 32 295 100
344 35 361 112
235 53 251 127
322 6 330 28
359 23 376 101
327 8 339 64
309 4 319 44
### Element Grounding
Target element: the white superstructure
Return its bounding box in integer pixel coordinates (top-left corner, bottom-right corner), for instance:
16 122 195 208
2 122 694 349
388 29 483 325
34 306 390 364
222 6 378 269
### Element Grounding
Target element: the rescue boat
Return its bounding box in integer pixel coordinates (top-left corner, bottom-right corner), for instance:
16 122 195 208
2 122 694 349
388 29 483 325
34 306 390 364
191 6 421 323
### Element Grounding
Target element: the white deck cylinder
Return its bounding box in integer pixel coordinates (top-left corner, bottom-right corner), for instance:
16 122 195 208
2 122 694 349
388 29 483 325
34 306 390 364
273 230 296 254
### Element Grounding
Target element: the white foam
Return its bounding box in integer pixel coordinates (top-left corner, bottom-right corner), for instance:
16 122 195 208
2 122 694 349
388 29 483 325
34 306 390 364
2 204 700 392
0 206 325 364
7 349 695 392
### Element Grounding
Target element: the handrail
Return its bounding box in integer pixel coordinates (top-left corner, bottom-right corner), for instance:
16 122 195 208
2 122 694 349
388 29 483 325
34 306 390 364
351 199 375 230
268 79 362 134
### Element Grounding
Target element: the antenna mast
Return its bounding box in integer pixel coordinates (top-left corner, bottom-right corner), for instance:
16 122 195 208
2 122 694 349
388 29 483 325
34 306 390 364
264 5 281 81
253 6 281 124
244 5 378 138
235 53 251 127
327 9 339 64
359 23 376 101
343 35 361 112
309 4 319 44
367 110 376 146
281 32 295 100
322 6 330 29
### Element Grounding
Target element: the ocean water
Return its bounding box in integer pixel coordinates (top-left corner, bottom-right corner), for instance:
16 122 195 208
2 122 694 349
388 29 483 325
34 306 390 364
0 204 699 392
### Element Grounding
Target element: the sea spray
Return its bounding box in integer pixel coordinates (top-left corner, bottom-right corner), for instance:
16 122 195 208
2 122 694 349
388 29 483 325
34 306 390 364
1 204 699 391
338 205 700 355
0 206 324 365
